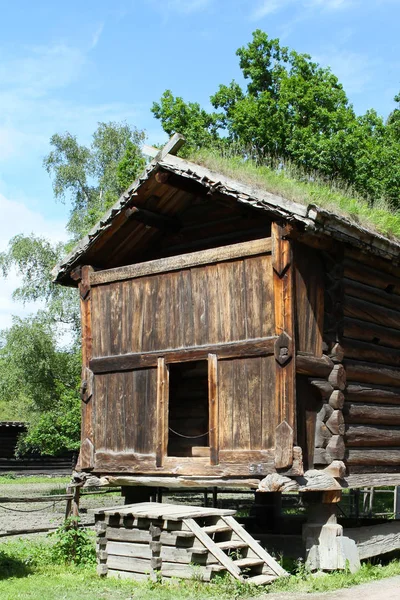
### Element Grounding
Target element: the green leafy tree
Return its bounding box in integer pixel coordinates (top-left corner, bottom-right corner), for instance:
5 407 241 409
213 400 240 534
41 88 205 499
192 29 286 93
153 30 400 206
44 121 146 239
152 90 223 155
116 140 146 191
0 234 80 334
0 314 81 455
0 121 147 455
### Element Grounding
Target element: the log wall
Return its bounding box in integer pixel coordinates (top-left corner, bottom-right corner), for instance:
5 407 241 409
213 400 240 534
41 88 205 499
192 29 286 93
341 249 400 473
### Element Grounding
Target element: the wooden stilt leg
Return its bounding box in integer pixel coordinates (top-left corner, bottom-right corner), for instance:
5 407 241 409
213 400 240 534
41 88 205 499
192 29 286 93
302 491 360 572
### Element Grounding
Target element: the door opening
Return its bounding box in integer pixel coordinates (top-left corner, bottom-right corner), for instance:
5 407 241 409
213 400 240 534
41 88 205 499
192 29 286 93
167 360 209 457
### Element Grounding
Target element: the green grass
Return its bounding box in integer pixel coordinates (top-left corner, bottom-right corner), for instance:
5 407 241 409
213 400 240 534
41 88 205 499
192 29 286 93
1 537 400 600
270 557 400 594
189 149 400 241
0 474 70 485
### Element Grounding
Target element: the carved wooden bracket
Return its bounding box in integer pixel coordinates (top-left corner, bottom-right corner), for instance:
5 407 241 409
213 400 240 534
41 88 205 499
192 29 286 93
79 265 93 300
272 224 292 277
80 367 94 403
274 332 293 366
275 420 294 469
80 437 94 471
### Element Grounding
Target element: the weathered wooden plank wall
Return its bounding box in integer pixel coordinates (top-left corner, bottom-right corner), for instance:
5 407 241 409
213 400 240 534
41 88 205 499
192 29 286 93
342 248 400 472
94 369 158 456
294 244 324 357
91 254 273 358
293 243 325 470
89 241 279 474
218 356 275 451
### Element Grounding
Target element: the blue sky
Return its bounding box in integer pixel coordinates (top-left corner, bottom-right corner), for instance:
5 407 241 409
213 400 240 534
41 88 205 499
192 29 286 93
1 0 399 327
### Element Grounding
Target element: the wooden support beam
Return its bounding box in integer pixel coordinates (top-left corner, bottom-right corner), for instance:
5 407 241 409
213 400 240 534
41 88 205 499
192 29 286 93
90 337 276 373
79 266 94 471
155 132 186 161
258 470 342 493
156 358 169 468
86 475 261 489
90 238 272 286
125 205 181 232
208 354 219 466
308 378 334 400
272 222 296 470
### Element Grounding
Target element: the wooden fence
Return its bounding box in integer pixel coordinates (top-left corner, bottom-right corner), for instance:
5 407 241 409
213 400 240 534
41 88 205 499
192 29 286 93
1 485 399 538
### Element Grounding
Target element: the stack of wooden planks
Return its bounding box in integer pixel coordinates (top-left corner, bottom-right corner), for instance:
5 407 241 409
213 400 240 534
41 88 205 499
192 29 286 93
95 502 287 584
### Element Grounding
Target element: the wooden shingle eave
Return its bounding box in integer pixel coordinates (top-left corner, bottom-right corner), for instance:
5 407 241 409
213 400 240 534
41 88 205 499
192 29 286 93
52 135 400 286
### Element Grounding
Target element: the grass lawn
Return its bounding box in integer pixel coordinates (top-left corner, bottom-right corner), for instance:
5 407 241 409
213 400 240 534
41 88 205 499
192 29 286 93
1 537 400 600
0 475 71 486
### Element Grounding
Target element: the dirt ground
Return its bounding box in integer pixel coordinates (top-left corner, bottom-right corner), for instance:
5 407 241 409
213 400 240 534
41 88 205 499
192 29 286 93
264 576 400 600
0 479 250 535
0 478 125 534
2 480 399 598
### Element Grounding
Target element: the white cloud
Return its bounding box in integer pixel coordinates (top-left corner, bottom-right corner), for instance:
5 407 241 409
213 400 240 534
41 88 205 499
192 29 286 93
317 50 379 95
151 0 212 14
90 23 104 49
306 0 351 8
0 40 146 164
0 269 44 331
251 0 353 19
0 193 68 330
251 0 289 18
0 44 86 98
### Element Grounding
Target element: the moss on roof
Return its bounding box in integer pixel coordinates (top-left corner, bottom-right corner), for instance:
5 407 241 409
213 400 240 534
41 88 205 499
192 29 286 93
188 149 400 241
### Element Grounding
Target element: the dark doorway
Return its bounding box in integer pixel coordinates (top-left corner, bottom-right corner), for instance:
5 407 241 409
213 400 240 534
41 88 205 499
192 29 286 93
167 360 209 457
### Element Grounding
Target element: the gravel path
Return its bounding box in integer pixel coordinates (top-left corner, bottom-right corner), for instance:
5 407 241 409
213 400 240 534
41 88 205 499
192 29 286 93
263 576 400 599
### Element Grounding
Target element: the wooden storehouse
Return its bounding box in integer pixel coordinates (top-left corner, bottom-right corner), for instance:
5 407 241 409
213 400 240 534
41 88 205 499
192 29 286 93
0 422 25 459
54 134 400 496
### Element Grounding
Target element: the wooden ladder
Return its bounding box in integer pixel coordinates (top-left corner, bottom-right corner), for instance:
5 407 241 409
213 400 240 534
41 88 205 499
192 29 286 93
182 514 287 585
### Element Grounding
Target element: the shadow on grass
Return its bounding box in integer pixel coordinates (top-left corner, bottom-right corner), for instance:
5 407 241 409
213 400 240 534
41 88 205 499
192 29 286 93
0 551 33 579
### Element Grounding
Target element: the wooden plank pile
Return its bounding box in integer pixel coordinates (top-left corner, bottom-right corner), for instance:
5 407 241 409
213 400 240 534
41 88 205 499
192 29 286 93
95 502 287 584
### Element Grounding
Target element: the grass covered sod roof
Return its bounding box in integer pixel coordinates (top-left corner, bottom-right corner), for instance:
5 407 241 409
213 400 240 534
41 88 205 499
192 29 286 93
53 135 400 285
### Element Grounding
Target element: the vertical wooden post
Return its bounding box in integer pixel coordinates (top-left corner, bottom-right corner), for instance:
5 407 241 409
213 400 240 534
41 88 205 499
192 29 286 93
65 485 73 519
78 265 94 470
212 487 218 508
208 353 219 465
156 358 169 467
65 485 81 524
72 485 80 518
394 487 400 520
272 223 296 470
